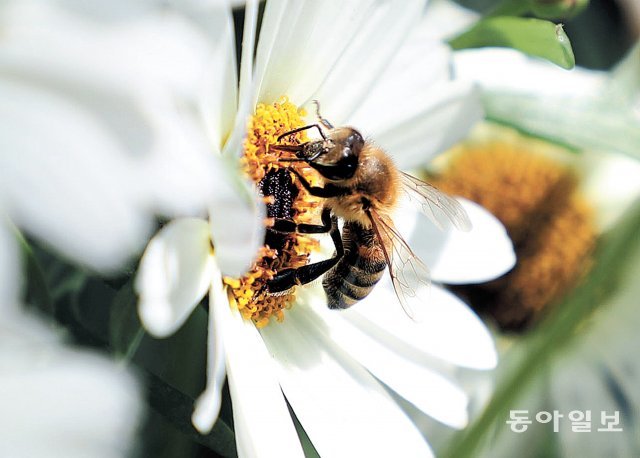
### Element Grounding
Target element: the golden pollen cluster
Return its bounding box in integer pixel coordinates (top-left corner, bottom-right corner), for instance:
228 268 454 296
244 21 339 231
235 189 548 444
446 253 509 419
224 97 322 327
433 135 596 331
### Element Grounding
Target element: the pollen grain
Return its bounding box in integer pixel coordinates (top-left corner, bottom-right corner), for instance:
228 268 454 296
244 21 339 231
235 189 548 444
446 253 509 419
225 97 322 327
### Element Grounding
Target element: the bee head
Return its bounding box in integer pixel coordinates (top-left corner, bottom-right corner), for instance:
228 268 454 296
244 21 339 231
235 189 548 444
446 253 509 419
307 127 363 181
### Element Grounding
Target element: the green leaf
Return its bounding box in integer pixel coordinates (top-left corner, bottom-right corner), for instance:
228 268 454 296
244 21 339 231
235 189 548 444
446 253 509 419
69 278 116 343
292 408 320 458
111 294 233 456
110 280 145 361
146 371 237 458
21 242 233 455
443 198 640 458
19 235 54 315
449 17 575 69
23 240 92 324
17 241 232 456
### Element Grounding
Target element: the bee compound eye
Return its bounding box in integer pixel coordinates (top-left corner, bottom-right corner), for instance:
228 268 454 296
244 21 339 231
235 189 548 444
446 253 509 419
349 131 364 147
310 152 358 180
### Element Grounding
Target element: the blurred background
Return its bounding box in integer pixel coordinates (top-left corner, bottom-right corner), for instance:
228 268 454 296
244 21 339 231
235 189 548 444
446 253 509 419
458 0 638 68
2 0 639 457
435 2 640 458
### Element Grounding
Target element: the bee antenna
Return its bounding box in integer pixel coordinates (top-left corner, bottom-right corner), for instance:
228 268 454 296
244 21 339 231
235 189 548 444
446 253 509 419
312 100 334 130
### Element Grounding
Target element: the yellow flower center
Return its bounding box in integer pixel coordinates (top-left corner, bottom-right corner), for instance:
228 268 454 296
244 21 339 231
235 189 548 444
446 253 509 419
432 134 596 331
224 97 322 327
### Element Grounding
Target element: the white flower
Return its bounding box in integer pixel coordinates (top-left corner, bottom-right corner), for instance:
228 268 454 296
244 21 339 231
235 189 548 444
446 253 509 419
451 41 640 237
0 0 242 272
0 4 150 452
134 1 516 456
0 219 143 458
447 35 640 458
480 199 640 458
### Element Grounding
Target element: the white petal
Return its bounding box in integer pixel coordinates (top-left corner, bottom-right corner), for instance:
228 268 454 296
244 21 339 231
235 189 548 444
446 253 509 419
0 311 142 458
197 4 238 153
600 353 640 440
261 305 434 458
368 81 483 169
220 296 304 457
454 48 604 99
410 199 515 284
348 8 478 135
543 235 640 458
349 41 451 135
0 1 217 106
192 262 227 433
253 0 373 106
575 247 640 419
302 294 469 427
0 78 151 272
453 49 640 160
580 150 640 231
236 0 258 106
254 0 425 115
200 4 264 279
39 0 158 19
136 218 213 337
1 1 223 218
342 284 497 370
137 103 221 217
308 0 428 124
208 159 266 278
222 0 258 159
479 91 640 164
550 360 636 458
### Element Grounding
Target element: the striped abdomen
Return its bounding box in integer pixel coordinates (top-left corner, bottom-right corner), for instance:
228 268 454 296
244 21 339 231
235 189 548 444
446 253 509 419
323 221 387 309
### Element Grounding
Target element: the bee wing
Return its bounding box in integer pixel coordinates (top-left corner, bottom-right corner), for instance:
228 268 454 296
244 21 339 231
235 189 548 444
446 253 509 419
368 209 430 321
400 171 471 232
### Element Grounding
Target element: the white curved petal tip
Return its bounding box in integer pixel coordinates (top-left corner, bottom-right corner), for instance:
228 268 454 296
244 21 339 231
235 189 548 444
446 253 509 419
138 299 180 338
415 285 498 370
135 218 213 337
421 199 516 285
192 387 223 434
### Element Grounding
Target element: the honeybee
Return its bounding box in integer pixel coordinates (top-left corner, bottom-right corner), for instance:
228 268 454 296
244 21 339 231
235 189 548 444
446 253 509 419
266 102 471 318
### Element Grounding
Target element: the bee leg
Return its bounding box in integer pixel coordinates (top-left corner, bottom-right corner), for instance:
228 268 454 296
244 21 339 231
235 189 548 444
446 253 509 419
289 169 350 198
312 100 334 130
270 208 333 234
266 213 344 293
270 143 306 154
277 124 327 142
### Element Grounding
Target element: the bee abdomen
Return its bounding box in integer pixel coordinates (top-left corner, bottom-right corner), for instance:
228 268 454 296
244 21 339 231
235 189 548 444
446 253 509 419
322 264 386 309
323 222 386 309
